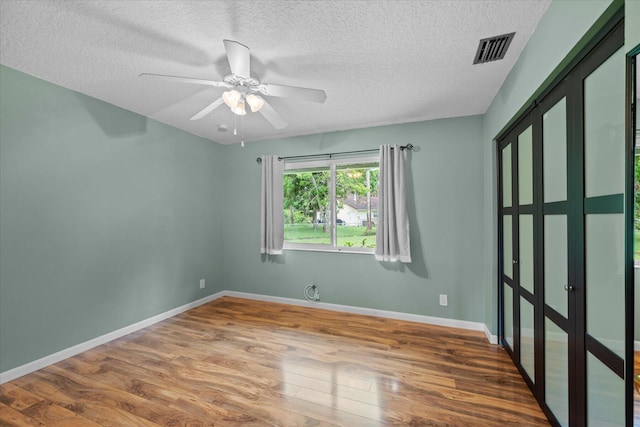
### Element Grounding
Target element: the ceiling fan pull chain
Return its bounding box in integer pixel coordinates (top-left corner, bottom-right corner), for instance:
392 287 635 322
240 114 245 147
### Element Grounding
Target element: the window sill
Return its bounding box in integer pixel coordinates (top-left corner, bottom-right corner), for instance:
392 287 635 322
283 244 374 255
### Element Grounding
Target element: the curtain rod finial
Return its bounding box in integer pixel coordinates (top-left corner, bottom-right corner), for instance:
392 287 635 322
256 157 262 164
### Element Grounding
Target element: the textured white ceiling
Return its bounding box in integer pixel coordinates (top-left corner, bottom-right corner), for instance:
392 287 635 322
0 0 550 145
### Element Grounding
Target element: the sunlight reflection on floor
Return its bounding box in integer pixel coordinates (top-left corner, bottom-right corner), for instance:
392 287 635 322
281 358 383 421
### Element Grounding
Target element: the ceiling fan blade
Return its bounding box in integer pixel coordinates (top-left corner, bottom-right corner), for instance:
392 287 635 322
259 83 327 104
189 97 225 120
139 73 231 88
223 39 251 78
259 100 287 129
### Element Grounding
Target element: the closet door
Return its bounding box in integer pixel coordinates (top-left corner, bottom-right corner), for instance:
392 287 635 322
500 142 516 353
540 89 570 427
498 20 628 427
576 36 626 427
499 117 536 387
518 123 536 386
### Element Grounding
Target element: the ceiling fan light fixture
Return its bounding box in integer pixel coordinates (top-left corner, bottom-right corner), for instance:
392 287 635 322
246 94 264 112
139 39 326 129
223 90 241 108
230 99 246 116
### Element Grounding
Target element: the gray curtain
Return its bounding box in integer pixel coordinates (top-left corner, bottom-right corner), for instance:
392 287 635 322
375 145 411 262
260 155 284 255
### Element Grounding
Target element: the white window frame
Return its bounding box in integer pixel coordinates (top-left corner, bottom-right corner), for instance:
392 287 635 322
283 155 378 254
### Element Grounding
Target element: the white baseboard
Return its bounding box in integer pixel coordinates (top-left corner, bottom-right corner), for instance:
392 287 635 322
0 291 225 384
1 290 496 384
221 290 492 336
635 341 640 351
484 324 499 345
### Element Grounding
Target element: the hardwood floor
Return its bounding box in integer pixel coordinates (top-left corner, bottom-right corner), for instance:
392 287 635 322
0 297 549 426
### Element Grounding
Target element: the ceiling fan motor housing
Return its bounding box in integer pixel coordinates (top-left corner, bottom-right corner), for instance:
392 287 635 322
224 74 261 93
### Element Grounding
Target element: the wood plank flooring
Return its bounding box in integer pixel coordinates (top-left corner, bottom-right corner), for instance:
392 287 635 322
0 297 549 426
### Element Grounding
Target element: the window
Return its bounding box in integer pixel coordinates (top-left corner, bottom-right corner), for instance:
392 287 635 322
283 156 379 253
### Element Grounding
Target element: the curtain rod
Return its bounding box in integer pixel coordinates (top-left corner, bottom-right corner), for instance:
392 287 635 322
256 143 414 164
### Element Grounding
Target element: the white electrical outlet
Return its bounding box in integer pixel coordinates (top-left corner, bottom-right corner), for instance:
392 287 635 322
199 279 205 289
439 294 448 306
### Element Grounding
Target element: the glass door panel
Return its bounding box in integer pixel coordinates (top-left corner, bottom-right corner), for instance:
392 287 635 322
585 215 625 359
544 215 568 317
586 353 624 426
503 145 512 208
520 297 535 381
543 98 567 203
584 47 625 198
504 215 513 279
504 283 514 349
519 214 534 294
545 319 569 426
519 126 533 205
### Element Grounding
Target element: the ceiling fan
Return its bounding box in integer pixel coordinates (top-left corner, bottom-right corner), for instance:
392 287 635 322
139 40 327 130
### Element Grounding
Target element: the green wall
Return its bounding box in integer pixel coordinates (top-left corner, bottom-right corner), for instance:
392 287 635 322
627 0 640 53
221 116 486 323
0 65 224 373
481 0 614 333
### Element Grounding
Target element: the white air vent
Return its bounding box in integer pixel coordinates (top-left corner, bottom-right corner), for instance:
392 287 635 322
474 32 515 64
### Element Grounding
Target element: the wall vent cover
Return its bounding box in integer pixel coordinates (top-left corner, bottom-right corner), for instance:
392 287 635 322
473 32 515 64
